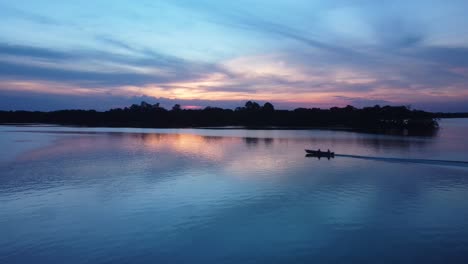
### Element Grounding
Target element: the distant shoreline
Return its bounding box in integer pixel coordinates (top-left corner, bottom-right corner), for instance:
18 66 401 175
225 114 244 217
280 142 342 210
5 116 468 137
0 101 456 136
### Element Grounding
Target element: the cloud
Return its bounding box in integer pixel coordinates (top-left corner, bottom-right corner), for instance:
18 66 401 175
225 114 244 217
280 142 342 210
0 60 159 86
333 95 392 107
167 0 365 58
0 43 71 60
403 46 468 68
1 1 468 111
0 42 227 87
2 41 467 112
0 4 59 25
3 87 468 112
0 89 246 111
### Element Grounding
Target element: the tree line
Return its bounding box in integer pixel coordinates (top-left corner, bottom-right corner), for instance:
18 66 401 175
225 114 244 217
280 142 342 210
0 101 440 133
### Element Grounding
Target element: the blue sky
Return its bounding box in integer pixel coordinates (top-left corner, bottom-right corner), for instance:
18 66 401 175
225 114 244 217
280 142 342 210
1 0 468 111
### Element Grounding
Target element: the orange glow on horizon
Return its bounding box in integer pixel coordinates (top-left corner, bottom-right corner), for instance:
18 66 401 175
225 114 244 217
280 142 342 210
183 105 203 109
17 133 236 162
4 78 468 108
2 49 468 109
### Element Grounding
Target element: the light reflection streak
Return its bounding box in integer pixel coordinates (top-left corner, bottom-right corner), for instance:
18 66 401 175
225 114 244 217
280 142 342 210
15 133 235 163
11 128 443 178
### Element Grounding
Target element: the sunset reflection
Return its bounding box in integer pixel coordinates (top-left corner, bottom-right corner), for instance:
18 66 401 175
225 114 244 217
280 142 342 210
16 133 236 162
11 126 457 180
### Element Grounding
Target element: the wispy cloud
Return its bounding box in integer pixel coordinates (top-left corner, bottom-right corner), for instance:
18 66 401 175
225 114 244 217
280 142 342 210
0 42 226 87
0 3 59 25
1 0 468 111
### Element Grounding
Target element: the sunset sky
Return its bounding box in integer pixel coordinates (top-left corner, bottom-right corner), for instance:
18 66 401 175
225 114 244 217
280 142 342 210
1 0 468 111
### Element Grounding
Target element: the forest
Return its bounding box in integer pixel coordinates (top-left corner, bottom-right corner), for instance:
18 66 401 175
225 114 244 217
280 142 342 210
0 101 442 133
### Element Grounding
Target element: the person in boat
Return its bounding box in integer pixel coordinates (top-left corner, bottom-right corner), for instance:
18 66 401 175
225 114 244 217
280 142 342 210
327 149 330 155
318 149 321 154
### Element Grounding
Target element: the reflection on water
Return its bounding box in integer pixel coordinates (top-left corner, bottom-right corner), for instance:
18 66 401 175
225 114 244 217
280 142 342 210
0 119 468 264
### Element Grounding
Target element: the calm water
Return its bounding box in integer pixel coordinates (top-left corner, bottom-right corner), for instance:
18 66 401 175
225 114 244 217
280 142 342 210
1 119 468 263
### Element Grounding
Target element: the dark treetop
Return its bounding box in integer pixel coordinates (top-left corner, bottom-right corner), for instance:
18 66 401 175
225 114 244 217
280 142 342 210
0 101 442 134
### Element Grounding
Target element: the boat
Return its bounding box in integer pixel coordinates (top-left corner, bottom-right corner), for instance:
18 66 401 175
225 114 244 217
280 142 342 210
305 149 335 158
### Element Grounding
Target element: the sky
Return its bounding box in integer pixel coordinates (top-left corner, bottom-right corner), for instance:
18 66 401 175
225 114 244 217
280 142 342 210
1 0 468 112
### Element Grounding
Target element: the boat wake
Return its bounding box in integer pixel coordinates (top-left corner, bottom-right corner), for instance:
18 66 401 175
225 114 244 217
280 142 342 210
334 154 468 168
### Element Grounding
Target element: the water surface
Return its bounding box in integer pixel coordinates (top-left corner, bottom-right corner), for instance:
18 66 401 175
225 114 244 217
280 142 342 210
1 119 468 263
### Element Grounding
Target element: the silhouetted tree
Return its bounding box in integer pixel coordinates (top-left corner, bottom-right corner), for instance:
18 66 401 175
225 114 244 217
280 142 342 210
0 101 441 133
130 104 140 111
172 104 181 111
140 101 152 109
245 101 260 111
344 105 356 112
263 102 275 111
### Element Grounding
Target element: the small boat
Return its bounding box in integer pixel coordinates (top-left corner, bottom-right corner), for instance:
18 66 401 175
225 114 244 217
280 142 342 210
305 149 335 158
